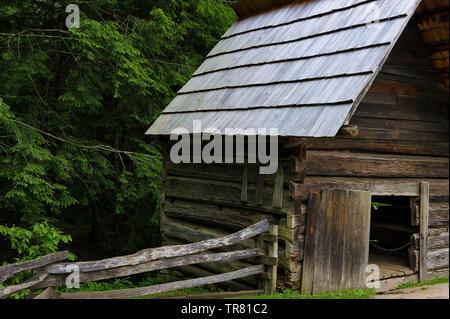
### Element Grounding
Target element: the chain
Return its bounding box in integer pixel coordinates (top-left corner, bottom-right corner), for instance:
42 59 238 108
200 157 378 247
370 241 410 252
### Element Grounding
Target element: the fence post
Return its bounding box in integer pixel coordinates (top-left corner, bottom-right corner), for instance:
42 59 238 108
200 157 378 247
255 234 265 291
264 225 278 295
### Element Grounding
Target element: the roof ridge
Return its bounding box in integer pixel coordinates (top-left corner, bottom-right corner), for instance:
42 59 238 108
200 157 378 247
207 14 407 59
224 0 376 40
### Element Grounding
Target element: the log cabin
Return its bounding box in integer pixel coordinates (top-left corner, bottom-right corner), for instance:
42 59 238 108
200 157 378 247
146 0 449 293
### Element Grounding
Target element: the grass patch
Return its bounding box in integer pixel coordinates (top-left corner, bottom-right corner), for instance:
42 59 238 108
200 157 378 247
234 288 376 300
396 276 448 290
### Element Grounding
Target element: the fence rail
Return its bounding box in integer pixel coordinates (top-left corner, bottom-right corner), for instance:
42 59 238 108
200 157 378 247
0 219 278 299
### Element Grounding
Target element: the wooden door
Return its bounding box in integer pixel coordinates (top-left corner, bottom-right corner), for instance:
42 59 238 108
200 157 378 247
301 189 371 295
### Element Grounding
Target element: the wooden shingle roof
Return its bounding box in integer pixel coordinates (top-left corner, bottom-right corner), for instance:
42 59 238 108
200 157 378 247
146 0 422 137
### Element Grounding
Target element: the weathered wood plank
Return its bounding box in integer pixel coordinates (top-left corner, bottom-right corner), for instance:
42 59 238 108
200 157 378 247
169 265 252 291
420 182 430 282
164 199 281 233
350 116 449 134
165 176 295 211
301 192 320 295
272 166 284 208
429 227 449 236
350 190 371 290
350 127 448 142
0 251 68 283
291 177 448 201
410 197 420 226
306 151 449 178
284 137 449 156
156 289 264 299
429 202 449 227
256 173 265 206
48 220 269 274
58 265 264 299
355 101 447 122
286 200 307 228
330 189 346 291
429 232 449 250
33 287 58 299
164 160 291 186
241 164 248 202
0 274 48 299
284 235 304 260
427 248 449 270
312 189 334 294
264 226 278 295
410 232 449 251
409 248 420 272
361 92 396 106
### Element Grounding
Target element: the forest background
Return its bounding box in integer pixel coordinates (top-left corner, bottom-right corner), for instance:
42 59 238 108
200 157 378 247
0 0 236 267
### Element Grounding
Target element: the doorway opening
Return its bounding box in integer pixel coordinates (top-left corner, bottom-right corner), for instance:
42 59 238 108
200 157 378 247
369 196 419 280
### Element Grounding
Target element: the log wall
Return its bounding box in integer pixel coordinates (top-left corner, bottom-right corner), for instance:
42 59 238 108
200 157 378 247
160 151 304 289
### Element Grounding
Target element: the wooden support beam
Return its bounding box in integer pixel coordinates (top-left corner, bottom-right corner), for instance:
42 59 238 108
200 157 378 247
305 151 449 178
272 166 284 208
264 225 278 295
241 164 248 202
420 182 430 282
301 192 321 295
291 177 448 201
289 144 306 184
410 197 420 226
256 174 265 206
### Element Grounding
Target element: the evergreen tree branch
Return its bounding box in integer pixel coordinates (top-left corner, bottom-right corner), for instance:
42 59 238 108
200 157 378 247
10 119 154 160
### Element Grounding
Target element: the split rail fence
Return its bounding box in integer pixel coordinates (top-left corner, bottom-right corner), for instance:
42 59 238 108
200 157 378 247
0 219 278 299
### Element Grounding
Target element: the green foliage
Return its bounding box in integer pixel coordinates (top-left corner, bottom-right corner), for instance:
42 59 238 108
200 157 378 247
396 276 449 290
0 0 236 261
372 202 394 210
0 221 71 260
238 289 377 300
0 221 73 298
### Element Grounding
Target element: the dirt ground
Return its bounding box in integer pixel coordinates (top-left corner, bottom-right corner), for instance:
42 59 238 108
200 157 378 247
372 283 449 299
